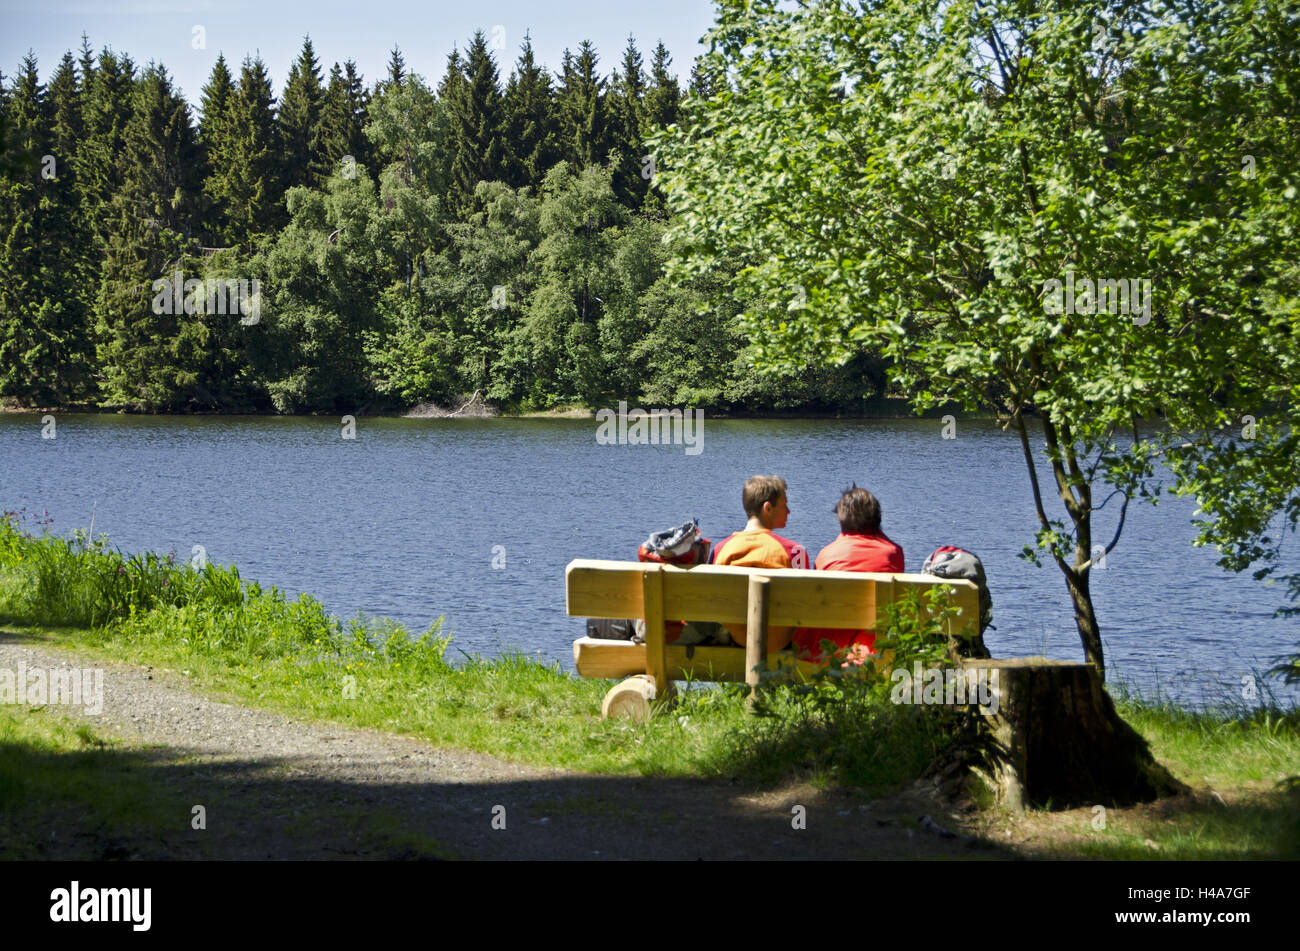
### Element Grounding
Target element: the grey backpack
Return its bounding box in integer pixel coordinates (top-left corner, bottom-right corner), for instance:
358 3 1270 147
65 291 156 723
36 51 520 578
921 546 993 657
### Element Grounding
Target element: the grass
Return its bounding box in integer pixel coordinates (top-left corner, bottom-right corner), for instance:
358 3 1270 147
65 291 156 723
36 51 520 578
0 704 177 859
1 510 1297 859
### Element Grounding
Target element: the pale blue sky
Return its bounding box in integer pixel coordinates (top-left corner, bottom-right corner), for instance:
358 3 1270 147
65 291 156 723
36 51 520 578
0 0 720 107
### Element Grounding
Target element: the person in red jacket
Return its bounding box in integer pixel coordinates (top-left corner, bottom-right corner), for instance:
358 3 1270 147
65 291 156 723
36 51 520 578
711 474 809 652
794 485 903 664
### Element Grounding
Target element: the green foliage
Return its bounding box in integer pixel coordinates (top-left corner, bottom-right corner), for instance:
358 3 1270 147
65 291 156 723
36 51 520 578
219 57 282 245
555 42 612 170
501 32 560 191
446 31 507 217
653 0 1300 673
316 60 371 184
730 588 964 788
95 64 209 411
2 29 892 417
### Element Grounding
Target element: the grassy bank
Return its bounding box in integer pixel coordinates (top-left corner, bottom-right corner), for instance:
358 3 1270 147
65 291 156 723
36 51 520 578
2 511 1298 858
0 511 953 792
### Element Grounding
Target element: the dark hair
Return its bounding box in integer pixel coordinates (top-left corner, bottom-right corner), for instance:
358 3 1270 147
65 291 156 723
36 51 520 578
835 485 881 534
743 475 788 519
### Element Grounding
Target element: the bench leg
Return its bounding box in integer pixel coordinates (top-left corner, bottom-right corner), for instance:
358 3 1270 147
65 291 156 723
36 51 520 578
744 575 771 714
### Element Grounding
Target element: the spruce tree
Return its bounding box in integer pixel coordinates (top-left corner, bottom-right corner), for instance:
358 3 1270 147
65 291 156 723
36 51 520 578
44 51 96 400
431 48 465 191
341 61 372 172
317 60 371 181
97 64 206 410
77 34 95 96
0 53 97 405
609 35 648 207
384 46 406 91
447 30 506 216
642 41 680 136
555 41 610 169
437 48 463 98
220 56 282 244
0 54 52 403
501 31 558 190
688 55 724 102
78 48 136 249
198 53 235 244
279 36 325 190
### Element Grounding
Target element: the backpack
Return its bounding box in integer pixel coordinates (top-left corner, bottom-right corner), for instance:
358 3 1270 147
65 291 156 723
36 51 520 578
637 518 712 566
921 546 993 657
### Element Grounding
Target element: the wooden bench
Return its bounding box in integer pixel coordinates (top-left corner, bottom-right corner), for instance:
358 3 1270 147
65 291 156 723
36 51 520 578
566 558 982 719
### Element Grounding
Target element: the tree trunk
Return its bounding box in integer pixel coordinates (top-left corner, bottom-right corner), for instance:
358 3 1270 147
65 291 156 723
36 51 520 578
1063 564 1105 678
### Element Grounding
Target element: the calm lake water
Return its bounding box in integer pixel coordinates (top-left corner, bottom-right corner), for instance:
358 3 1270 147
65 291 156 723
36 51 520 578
2 413 1297 708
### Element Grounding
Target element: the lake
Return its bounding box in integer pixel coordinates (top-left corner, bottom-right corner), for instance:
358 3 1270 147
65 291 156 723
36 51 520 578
2 412 1296 708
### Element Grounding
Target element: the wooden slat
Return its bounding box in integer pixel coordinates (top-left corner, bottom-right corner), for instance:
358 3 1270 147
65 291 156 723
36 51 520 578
572 637 821 682
566 560 645 619
566 560 910 627
660 569 750 623
574 637 646 678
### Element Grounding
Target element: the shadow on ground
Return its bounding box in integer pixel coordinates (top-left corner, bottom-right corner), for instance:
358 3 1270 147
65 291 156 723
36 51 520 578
0 737 1012 861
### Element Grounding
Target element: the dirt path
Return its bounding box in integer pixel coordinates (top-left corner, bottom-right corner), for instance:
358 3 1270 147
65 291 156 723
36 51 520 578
0 634 1009 860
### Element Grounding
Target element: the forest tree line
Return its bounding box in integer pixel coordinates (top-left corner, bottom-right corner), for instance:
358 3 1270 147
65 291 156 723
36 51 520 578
0 32 883 413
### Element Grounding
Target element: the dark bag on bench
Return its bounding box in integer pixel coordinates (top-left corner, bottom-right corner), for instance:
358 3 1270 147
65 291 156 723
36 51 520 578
586 617 640 641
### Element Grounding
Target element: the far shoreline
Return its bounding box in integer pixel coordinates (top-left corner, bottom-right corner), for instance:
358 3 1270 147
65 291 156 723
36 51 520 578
0 396 992 422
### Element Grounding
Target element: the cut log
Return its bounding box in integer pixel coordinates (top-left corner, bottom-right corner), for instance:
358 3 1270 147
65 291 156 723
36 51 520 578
964 658 1189 810
601 674 672 721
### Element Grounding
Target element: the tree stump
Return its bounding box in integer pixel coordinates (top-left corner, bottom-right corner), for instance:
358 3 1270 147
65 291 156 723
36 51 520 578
963 658 1189 810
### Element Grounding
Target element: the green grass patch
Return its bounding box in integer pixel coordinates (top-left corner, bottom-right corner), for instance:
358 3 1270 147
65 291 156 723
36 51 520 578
0 705 183 859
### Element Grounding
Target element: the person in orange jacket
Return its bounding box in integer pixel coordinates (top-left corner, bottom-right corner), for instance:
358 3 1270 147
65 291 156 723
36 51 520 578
711 474 809 652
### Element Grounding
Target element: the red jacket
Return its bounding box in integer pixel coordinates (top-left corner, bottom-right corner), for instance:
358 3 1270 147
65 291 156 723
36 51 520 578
814 532 904 573
795 532 904 661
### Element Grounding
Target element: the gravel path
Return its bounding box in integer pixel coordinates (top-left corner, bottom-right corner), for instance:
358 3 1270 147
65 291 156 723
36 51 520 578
0 633 1007 860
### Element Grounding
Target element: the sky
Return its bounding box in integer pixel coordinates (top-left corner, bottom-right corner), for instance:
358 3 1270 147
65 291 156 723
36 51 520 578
0 0 721 107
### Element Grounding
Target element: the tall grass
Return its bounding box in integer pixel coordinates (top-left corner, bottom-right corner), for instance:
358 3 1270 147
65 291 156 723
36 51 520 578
0 510 453 676
1 509 245 627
